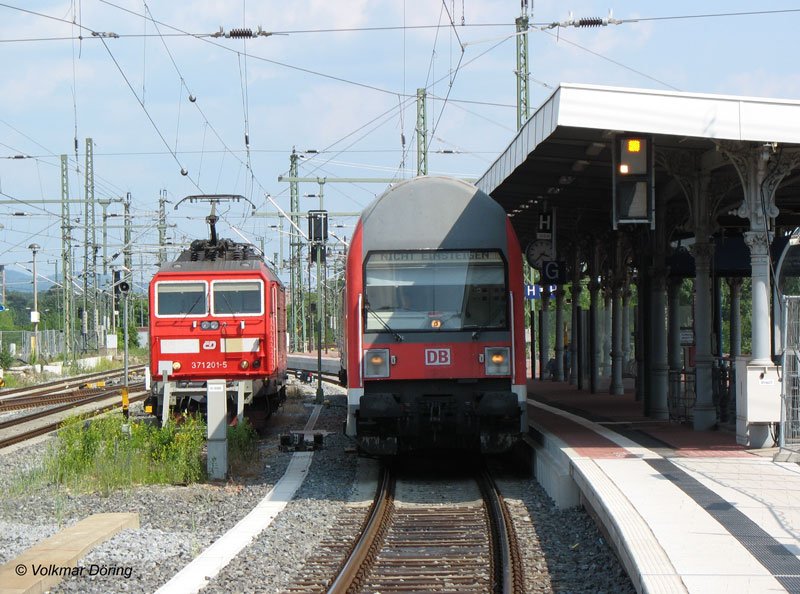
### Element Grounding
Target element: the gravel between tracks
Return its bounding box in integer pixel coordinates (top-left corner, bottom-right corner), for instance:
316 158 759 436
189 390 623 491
0 379 635 593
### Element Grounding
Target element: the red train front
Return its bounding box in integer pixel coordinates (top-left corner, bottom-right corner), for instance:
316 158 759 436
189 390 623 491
146 230 287 428
341 176 527 455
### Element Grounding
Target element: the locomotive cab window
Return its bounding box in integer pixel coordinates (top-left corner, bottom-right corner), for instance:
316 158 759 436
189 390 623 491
211 280 264 316
364 250 508 332
155 281 208 317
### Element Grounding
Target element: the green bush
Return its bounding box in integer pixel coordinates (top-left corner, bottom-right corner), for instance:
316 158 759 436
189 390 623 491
42 413 206 494
228 418 258 462
0 344 13 370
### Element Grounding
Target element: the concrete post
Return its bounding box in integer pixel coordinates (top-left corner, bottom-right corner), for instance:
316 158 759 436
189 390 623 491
158 362 172 428
206 379 228 480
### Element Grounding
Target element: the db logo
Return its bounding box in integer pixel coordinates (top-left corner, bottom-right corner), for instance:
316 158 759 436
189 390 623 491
425 348 451 366
202 340 217 350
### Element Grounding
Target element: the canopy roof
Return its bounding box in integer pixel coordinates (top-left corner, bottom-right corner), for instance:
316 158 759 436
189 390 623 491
478 83 800 249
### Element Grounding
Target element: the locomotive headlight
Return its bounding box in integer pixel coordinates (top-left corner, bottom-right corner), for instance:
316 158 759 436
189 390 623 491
364 348 390 378
484 347 510 376
172 361 182 372
200 320 220 330
240 360 250 370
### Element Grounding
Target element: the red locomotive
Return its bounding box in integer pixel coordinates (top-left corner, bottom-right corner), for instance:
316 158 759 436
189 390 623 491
340 176 528 455
146 199 287 428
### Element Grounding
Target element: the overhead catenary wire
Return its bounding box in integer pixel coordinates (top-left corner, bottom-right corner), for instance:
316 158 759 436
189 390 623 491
96 36 202 190
4 0 793 279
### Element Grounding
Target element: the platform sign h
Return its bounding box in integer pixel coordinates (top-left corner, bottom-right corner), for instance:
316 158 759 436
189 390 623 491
525 283 558 299
537 211 553 240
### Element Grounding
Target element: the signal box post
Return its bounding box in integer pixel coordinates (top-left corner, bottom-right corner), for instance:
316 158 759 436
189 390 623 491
206 379 228 480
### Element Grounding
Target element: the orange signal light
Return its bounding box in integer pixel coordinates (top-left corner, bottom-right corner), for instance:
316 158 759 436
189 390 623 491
626 139 642 153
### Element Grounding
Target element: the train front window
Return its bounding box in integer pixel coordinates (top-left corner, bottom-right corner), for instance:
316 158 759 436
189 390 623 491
156 282 207 317
364 250 508 332
212 280 264 316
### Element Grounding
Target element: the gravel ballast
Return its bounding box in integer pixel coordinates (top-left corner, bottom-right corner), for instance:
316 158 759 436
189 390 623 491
0 378 634 593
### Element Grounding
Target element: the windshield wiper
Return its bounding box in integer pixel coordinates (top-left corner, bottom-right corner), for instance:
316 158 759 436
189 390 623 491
364 302 403 342
181 292 205 318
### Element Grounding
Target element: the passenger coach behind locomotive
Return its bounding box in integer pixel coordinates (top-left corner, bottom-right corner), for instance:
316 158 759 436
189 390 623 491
146 205 287 428
340 176 527 455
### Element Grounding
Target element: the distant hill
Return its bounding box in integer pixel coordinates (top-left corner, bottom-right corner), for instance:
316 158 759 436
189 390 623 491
2 268 56 293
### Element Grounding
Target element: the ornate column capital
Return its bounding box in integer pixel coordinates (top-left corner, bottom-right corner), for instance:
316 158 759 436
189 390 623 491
719 141 800 224
690 240 714 272
743 230 770 257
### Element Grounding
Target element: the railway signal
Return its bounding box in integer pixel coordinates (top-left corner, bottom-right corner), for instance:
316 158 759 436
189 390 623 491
308 209 328 403
612 135 654 229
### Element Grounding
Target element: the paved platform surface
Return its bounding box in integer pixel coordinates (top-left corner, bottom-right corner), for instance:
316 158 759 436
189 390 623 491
527 378 800 594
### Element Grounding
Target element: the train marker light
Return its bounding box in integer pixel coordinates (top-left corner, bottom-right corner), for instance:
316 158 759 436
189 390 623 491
430 319 442 329
172 361 182 371
364 348 390 378
485 347 511 375
240 360 250 370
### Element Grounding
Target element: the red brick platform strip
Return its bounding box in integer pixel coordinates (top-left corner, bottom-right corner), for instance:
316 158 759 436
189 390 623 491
527 378 754 459
531 406 639 460
641 424 752 458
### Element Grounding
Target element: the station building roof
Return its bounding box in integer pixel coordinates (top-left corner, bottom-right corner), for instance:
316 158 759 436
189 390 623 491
478 83 800 250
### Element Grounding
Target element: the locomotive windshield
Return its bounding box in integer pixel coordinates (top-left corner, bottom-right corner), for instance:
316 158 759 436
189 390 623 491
212 280 264 315
364 250 508 332
155 281 207 316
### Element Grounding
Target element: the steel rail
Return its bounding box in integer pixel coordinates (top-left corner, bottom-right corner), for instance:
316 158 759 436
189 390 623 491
0 392 148 449
0 382 145 432
327 465 394 594
478 467 525 593
0 364 146 402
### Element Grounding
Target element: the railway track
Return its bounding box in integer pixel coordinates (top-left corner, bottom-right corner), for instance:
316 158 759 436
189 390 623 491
288 463 524 594
0 364 147 411
0 383 147 450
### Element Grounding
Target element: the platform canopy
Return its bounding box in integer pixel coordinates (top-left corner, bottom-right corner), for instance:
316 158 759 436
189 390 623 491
478 83 800 248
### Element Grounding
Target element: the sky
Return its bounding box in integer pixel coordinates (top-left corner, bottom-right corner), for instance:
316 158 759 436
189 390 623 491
1 0 800 294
